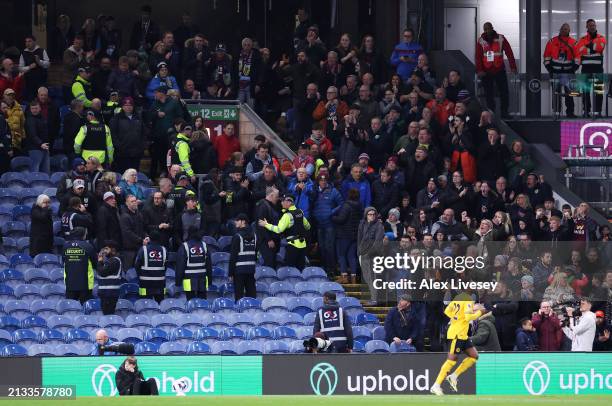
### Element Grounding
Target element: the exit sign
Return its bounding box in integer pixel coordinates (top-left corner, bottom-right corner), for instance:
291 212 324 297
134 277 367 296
188 104 239 121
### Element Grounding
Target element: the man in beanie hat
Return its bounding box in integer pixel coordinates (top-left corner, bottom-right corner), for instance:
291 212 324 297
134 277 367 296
57 157 88 204
259 194 311 270
145 61 179 102
109 96 145 173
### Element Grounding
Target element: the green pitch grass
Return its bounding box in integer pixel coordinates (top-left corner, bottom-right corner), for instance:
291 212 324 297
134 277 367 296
3 396 608 406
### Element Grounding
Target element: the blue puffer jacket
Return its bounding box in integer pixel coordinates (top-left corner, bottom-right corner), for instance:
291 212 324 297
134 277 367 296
145 74 179 101
390 41 423 81
311 185 344 228
287 178 315 219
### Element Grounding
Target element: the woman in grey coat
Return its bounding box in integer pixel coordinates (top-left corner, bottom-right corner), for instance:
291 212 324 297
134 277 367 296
358 206 386 305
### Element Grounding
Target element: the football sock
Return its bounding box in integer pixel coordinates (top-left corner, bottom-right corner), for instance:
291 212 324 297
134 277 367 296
453 357 477 378
435 359 457 385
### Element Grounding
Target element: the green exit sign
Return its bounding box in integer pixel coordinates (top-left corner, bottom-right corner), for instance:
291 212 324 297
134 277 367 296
188 104 239 121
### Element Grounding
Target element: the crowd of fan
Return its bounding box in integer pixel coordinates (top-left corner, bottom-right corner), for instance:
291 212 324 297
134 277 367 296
0 5 610 352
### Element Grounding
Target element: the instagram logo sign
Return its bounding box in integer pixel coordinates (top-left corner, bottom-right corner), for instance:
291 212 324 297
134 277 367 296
561 121 612 157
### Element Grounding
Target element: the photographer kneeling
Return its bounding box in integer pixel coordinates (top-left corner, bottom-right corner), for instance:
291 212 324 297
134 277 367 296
115 356 159 396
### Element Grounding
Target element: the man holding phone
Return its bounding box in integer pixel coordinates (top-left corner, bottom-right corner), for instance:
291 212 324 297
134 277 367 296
115 357 158 396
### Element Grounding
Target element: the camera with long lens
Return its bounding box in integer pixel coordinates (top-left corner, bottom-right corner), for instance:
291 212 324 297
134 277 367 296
303 336 331 353
98 342 135 355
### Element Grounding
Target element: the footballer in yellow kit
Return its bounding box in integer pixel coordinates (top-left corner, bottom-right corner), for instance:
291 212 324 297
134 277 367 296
430 295 483 395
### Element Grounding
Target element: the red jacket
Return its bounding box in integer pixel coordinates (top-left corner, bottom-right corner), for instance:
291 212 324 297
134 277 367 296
531 312 562 351
426 98 455 127
576 32 606 69
305 136 333 158
544 35 579 73
211 133 241 168
476 32 517 74
0 73 24 101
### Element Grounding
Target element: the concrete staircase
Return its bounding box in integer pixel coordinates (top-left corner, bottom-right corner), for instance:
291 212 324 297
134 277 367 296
336 279 391 324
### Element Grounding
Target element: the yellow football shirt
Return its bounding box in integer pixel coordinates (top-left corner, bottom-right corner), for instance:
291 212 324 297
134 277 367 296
444 300 482 340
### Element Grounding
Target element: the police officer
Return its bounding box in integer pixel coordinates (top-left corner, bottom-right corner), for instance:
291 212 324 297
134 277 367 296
229 214 258 300
63 227 97 304
544 23 579 117
72 66 94 108
313 291 353 353
134 230 167 303
61 196 94 240
259 194 311 270
175 226 212 300
169 172 197 217
96 240 122 315
169 121 195 183
74 109 114 167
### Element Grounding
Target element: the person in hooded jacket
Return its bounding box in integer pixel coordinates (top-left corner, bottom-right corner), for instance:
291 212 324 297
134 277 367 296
358 206 386 305
470 307 502 351
190 130 217 175
515 318 539 351
115 356 158 396
109 97 144 174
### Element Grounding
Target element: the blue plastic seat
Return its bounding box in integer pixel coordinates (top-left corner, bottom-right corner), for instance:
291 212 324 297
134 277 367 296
278 312 304 328
390 341 416 353
220 282 234 298
12 329 38 346
253 313 281 330
4 299 31 318
289 340 306 353
57 299 82 316
204 314 228 330
237 340 263 354
125 314 152 329
0 315 21 332
295 282 320 298
11 205 32 223
218 327 244 342
303 312 317 326
255 282 270 299
143 328 168 344
134 341 160 355
73 315 100 335
353 341 366 353
318 282 345 297
210 341 237 355
177 313 204 330
269 281 297 298
47 315 75 333
10 157 32 173
262 297 287 313
194 327 220 342
302 266 328 282
16 237 30 253
114 299 134 318
255 266 279 284
372 326 386 341
116 327 144 344
10 255 33 273
75 343 97 356
211 266 228 286
151 314 179 333
134 298 160 315
159 298 186 314
83 299 102 315
365 340 390 353
15 284 41 300
226 313 255 330
0 330 13 346
212 297 235 314
99 314 125 329
24 268 51 285
217 236 232 252
48 268 63 283
49 172 65 186
0 189 20 206
169 327 194 344
27 172 52 188
18 190 39 206
186 298 210 316
0 284 15 300
21 315 47 332
64 328 91 345
0 344 28 356
245 326 272 341
263 340 290 354
211 251 229 266
1 269 25 289
187 341 211 354
33 254 62 270
286 297 314 317
28 343 56 356
356 313 380 329
1 172 28 188
272 325 298 340
236 297 262 314
1 237 18 256
277 266 303 283
159 341 187 355
294 326 312 340
40 283 65 299
119 283 139 302
54 343 80 356
353 326 373 345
